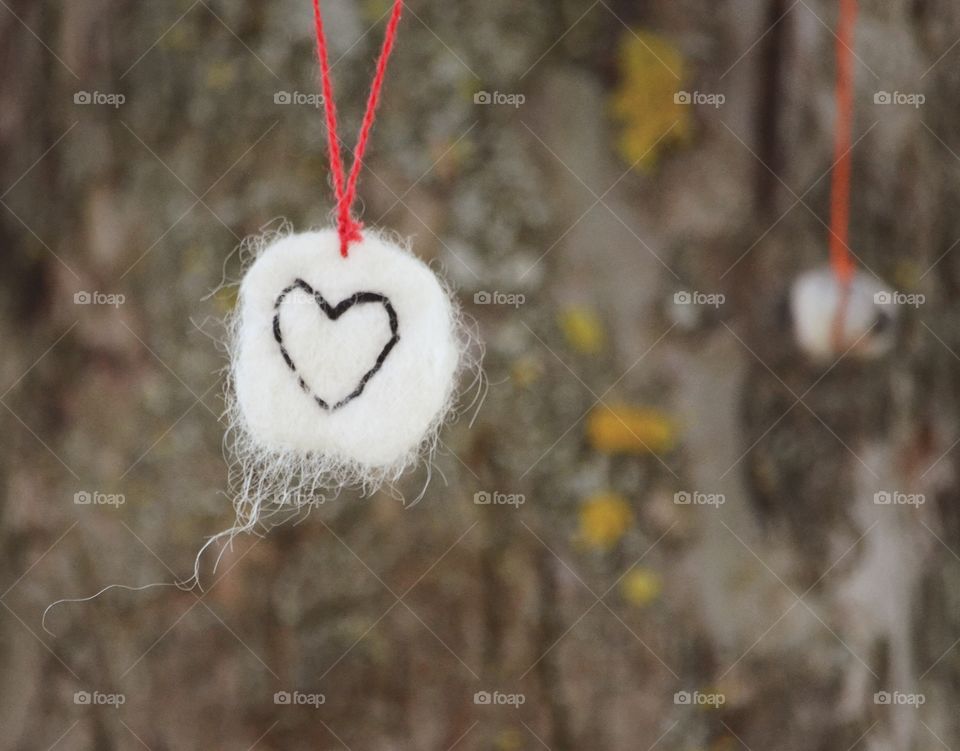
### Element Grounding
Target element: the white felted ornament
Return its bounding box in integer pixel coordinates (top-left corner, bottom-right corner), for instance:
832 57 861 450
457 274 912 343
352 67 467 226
789 266 896 361
215 0 483 544
218 225 477 540
236 228 458 463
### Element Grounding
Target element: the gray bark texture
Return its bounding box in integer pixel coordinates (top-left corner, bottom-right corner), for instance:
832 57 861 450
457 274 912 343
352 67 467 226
1 0 959 749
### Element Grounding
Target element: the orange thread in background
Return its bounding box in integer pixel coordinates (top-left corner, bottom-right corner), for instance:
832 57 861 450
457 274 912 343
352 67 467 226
828 0 858 286
827 0 858 351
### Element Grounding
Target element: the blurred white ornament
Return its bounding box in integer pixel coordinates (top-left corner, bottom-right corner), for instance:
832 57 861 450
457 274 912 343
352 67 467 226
789 266 896 361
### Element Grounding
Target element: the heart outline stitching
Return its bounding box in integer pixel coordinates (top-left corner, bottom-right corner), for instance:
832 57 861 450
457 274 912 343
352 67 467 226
273 278 400 411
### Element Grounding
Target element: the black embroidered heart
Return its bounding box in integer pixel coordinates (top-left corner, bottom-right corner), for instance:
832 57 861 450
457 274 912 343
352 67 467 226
273 278 400 411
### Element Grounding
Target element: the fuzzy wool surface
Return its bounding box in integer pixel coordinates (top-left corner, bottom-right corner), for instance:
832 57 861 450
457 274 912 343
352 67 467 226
790 266 896 360
222 226 476 537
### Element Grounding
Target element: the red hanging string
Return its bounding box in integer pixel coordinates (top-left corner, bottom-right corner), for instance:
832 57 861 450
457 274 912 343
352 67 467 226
828 0 858 286
311 0 404 258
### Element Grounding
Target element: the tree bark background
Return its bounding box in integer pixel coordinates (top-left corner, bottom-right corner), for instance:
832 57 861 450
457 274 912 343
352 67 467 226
1 1 959 749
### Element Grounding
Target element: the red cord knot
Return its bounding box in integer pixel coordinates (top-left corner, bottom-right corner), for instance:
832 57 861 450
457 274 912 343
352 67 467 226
338 218 364 257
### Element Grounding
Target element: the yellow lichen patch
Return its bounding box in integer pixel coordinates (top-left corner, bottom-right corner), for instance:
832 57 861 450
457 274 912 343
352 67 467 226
621 567 662 607
586 403 676 455
511 356 543 388
610 30 691 170
206 61 237 90
362 0 395 22
163 24 193 52
892 259 921 292
579 492 633 550
432 136 474 181
214 285 238 314
558 305 605 354
495 729 524 751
